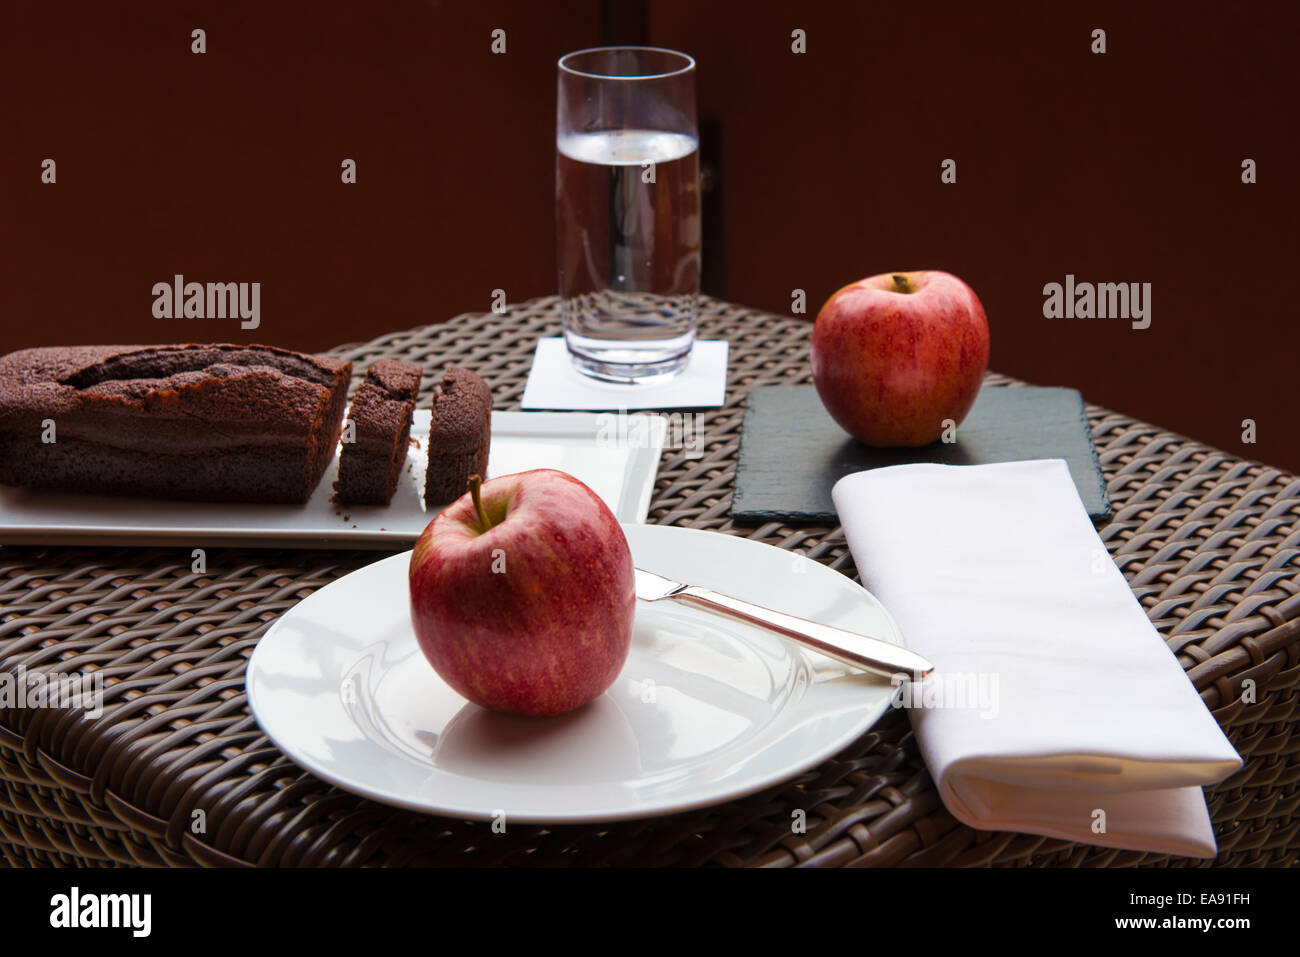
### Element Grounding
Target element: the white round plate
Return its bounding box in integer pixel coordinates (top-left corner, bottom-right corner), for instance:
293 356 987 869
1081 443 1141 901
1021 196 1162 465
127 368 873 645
246 523 907 823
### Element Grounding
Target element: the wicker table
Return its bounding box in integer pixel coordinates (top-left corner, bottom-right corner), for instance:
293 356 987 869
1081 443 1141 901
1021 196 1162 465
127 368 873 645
1 297 1297 867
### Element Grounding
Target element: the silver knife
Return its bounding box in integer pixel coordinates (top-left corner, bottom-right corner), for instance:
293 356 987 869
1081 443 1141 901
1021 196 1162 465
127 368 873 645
634 568 934 680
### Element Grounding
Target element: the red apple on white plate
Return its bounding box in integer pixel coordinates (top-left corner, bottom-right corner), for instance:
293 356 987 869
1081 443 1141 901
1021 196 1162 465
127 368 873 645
408 469 635 718
811 270 990 446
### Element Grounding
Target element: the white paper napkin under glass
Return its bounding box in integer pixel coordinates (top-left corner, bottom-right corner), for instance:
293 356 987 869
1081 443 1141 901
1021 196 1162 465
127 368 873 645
520 337 728 410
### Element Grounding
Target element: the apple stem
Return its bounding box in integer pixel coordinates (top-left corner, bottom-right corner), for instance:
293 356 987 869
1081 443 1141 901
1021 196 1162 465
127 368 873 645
469 474 493 531
892 274 912 294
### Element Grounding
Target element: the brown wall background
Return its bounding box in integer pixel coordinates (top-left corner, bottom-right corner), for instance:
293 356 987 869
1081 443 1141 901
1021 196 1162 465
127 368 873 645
3 1 1297 472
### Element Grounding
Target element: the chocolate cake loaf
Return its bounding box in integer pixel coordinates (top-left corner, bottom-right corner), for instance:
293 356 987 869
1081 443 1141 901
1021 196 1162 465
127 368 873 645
0 344 352 503
334 359 423 506
424 365 492 506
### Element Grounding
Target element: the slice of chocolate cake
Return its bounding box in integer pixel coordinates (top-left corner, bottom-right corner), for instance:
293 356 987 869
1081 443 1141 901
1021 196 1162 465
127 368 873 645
424 365 492 506
334 359 423 506
0 344 352 503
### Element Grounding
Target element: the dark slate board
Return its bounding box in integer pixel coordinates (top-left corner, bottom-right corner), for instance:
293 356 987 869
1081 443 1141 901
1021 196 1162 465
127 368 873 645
732 385 1111 526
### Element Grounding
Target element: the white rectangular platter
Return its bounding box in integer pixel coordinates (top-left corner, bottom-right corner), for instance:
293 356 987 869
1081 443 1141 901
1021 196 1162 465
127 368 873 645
0 411 667 548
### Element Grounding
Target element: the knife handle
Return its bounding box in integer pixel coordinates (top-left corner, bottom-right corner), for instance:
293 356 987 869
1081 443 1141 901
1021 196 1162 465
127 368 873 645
676 586 934 680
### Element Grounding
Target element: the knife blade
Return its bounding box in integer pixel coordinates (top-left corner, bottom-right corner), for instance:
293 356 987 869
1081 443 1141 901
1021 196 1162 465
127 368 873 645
634 568 933 680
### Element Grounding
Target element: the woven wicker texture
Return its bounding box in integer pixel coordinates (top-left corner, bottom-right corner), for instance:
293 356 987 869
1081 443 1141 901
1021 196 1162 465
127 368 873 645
1 296 1297 867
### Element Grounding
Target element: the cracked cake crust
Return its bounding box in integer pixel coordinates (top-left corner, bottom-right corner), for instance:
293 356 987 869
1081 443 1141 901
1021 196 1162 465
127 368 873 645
0 343 352 503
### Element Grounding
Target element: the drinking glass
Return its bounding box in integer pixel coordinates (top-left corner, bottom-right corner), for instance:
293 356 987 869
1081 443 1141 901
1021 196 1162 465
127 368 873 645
556 46 701 384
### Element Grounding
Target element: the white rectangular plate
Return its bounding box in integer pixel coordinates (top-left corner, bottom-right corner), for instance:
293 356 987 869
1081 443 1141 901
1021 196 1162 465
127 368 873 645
0 411 667 548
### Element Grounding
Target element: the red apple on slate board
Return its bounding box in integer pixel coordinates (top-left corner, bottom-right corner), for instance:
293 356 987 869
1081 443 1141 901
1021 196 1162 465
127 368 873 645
811 270 990 446
408 469 635 717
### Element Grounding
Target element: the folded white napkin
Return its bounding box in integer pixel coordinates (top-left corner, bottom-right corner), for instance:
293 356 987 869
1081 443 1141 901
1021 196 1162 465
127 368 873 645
832 459 1241 858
